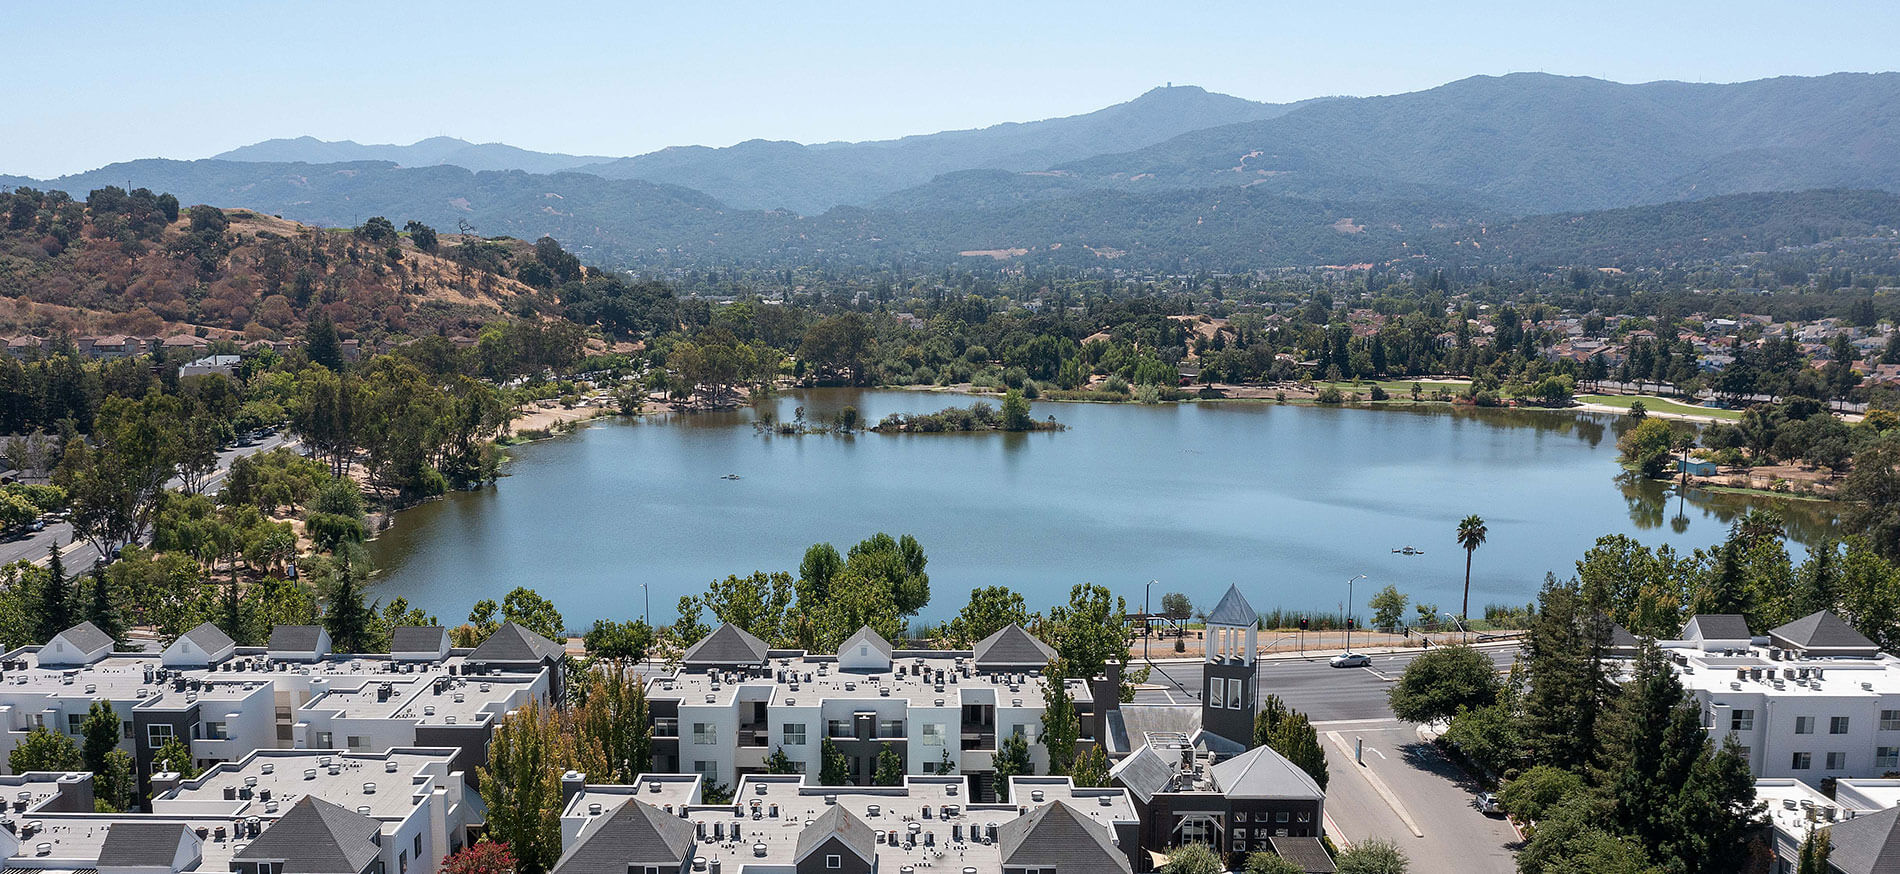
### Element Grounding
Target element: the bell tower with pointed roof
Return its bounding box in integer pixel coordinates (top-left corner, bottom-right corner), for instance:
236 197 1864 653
1202 584 1259 746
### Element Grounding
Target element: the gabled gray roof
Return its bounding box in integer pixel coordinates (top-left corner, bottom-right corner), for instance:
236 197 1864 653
53 621 114 654
794 804 875 864
1269 836 1339 874
235 796 381 874
997 800 1132 874
552 799 696 874
1819 805 1900 874
1683 613 1753 641
1209 744 1325 801
680 623 770 667
97 821 192 868
389 626 449 654
972 623 1056 669
1770 610 1879 654
467 621 565 664
1107 744 1173 803
269 625 327 652
178 621 235 654
1205 584 1258 628
838 625 893 659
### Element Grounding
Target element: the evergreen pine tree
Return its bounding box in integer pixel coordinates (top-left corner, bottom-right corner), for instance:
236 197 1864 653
37 541 71 641
992 732 1033 801
86 567 122 646
819 737 850 786
1797 827 1832 874
1522 574 1615 770
323 557 379 654
873 747 903 786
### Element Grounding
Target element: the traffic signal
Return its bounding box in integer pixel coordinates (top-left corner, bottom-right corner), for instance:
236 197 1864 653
1347 618 1356 630
1298 617 1309 631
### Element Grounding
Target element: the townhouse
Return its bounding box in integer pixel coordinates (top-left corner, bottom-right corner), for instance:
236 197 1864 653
0 621 563 793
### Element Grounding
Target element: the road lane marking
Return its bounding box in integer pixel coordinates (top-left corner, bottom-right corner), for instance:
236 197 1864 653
1326 730 1424 838
1368 747 1387 760
1312 718 1401 728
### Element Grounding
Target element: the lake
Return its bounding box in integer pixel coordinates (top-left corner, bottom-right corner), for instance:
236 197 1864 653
366 390 1834 628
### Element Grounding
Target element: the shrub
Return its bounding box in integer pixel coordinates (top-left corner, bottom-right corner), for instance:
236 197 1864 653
1316 387 1344 404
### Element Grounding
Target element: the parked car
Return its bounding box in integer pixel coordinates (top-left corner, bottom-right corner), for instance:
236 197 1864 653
25 519 44 533
1330 652 1372 668
1476 792 1504 816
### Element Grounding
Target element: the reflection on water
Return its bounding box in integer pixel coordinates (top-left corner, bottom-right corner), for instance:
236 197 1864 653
1619 475 1840 548
368 390 1836 625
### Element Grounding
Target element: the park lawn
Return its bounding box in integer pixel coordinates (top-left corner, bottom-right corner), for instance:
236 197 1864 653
1578 394 1743 421
1315 378 1472 397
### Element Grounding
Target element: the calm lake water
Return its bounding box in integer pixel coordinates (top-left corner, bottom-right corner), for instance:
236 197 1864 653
367 390 1834 627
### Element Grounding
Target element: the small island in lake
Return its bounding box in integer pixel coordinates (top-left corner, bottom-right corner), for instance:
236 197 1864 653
871 394 1065 433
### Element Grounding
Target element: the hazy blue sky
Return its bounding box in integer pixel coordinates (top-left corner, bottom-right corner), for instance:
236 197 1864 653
7 0 1897 178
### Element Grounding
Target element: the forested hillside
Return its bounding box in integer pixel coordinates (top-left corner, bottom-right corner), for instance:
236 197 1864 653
1058 72 1900 211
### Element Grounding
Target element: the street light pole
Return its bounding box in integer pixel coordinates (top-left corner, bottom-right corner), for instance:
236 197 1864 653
1143 580 1155 664
1346 574 1366 654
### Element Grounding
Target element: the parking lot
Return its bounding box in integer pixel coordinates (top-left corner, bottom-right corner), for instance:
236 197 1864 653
1320 721 1520 874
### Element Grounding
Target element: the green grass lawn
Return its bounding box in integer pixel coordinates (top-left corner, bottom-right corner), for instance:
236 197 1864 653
1314 378 1473 397
1577 394 1743 421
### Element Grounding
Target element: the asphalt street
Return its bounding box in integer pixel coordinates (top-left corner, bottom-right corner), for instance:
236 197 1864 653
1131 644 1520 722
1322 722 1520 874
0 431 297 569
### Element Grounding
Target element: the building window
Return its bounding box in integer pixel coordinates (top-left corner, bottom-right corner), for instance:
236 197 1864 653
1227 678 1243 710
826 855 841 869
1276 811 1289 823
147 723 174 750
398 850 408 874
1828 752 1848 770
1297 811 1311 823
922 724 944 746
259 863 279 874
694 761 717 781
1792 752 1813 770
828 720 851 739
66 714 83 735
414 835 422 858
783 723 806 746
207 722 230 740
1730 710 1754 732
1832 717 1851 735
1877 747 1898 769
692 723 716 745
1207 678 1223 709
1882 711 1900 731
878 719 905 738
1795 717 1815 735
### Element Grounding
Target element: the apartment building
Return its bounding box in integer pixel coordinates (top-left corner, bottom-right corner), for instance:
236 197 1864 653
0 621 562 795
648 623 1102 800
1109 743 1328 871
1679 610 1900 780
553 772 1140 874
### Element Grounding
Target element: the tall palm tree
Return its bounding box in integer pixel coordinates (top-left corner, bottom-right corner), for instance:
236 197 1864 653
1456 514 1488 621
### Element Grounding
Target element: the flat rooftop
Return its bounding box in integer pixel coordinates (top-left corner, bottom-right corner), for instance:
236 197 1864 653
645 775 1134 874
154 749 460 821
652 656 1087 710
1676 647 1900 698
1 814 251 870
301 674 540 726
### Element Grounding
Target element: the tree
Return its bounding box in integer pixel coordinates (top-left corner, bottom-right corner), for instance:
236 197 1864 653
1386 644 1501 723
1796 827 1833 874
1618 417 1678 479
1368 585 1408 631
1522 574 1615 771
96 749 136 812
1070 745 1109 788
1497 765 1584 822
439 842 515 874
403 221 440 254
37 541 71 642
1518 795 1655 874
1253 695 1328 790
305 314 344 371
819 737 850 786
501 587 566 641
1335 837 1409 874
80 701 121 776
57 394 185 560
569 664 651 783
765 746 798 775
873 746 904 786
583 619 654 663
322 558 379 653
8 725 81 773
86 567 122 646
1845 437 1900 561
992 732 1033 800
948 586 1033 646
1000 389 1033 431
1245 853 1307 874
479 702 569 874
153 735 198 779
1040 661 1081 775
1455 514 1488 620
1159 592 1192 620
1048 583 1128 680
1160 842 1224 874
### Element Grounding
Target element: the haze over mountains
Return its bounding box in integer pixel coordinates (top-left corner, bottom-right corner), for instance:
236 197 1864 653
8 72 1900 271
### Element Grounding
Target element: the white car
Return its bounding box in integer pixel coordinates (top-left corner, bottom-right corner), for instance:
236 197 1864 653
1476 792 1504 816
1330 652 1372 668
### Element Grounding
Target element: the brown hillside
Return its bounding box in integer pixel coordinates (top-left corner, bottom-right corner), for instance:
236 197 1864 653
0 189 546 340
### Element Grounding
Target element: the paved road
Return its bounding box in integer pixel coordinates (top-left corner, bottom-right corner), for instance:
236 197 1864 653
1132 645 1520 722
0 431 297 569
1323 722 1519 874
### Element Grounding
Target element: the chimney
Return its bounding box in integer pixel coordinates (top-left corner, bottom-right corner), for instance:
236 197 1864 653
1089 661 1124 743
150 771 182 798
561 771 586 807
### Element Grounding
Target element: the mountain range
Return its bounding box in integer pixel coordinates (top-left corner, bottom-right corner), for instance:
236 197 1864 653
7 72 1900 271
